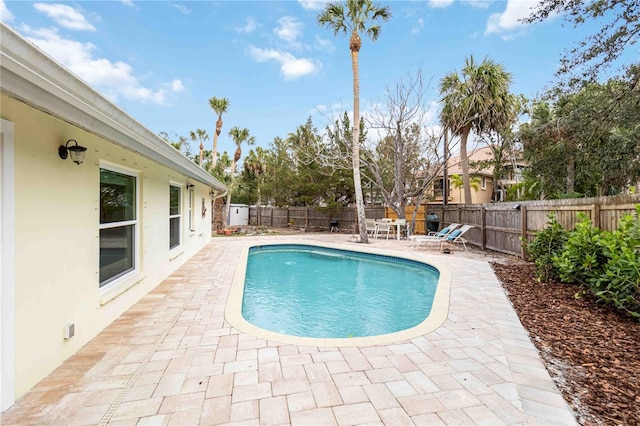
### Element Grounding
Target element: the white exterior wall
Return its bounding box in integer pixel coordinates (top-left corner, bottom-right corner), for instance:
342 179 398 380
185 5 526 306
2 94 213 398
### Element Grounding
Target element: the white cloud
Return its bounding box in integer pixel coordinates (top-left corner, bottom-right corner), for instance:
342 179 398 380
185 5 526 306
274 16 304 48
120 0 134 7
33 3 96 31
314 102 347 115
171 4 191 15
170 79 184 93
298 0 329 11
314 35 334 52
463 0 492 9
428 0 491 10
1 0 14 23
485 0 538 38
428 0 454 9
247 45 319 80
22 26 177 105
412 18 424 35
235 17 259 34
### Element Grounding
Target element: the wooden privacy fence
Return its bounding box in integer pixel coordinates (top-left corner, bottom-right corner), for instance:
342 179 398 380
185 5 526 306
386 194 640 257
248 195 638 258
249 206 386 231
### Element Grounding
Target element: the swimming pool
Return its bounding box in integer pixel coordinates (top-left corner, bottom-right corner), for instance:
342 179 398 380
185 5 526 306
226 241 451 347
243 244 438 338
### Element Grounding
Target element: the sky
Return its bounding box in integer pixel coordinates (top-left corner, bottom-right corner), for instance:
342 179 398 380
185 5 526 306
0 0 600 158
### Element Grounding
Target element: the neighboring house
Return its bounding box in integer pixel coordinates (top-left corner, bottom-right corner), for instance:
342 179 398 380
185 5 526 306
0 23 226 410
433 146 525 204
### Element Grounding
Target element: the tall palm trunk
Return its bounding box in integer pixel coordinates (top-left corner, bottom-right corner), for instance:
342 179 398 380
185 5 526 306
394 121 405 219
460 126 472 204
443 128 449 206
212 117 222 168
350 32 368 243
225 158 237 226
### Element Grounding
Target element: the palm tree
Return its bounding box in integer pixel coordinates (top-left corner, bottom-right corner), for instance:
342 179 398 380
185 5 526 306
208 97 230 168
225 127 255 225
439 55 515 204
189 129 209 169
450 174 481 203
318 0 391 243
244 147 268 206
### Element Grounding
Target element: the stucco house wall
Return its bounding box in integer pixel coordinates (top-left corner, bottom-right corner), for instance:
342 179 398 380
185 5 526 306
434 146 523 205
447 176 494 204
0 23 226 408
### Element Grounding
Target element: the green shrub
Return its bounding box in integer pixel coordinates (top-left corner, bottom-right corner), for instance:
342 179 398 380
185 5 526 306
553 207 640 319
522 213 568 282
590 208 640 318
553 213 607 286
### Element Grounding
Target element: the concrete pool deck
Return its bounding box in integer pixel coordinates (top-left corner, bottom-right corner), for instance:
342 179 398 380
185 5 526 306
2 234 577 425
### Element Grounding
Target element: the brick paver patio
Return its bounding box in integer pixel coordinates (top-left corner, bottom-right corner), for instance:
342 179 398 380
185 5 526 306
2 234 577 425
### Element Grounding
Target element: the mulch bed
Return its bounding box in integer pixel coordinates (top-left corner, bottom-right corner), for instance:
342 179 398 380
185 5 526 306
491 261 639 426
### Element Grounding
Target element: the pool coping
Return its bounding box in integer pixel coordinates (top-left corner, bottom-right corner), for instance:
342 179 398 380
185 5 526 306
225 240 451 347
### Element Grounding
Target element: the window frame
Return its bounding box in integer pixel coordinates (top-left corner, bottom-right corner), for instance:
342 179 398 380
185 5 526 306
169 182 182 251
188 186 195 232
99 162 140 289
433 178 445 197
481 176 487 190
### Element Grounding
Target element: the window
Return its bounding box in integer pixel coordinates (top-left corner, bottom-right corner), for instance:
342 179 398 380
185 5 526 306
433 178 445 197
99 166 138 287
433 178 451 197
514 166 523 182
169 184 181 250
188 187 195 232
481 177 487 190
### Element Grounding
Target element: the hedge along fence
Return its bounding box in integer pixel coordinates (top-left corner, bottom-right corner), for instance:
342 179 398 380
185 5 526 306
386 194 640 258
249 206 386 232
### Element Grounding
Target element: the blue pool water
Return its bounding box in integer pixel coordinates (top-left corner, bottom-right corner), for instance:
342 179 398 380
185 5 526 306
242 244 439 338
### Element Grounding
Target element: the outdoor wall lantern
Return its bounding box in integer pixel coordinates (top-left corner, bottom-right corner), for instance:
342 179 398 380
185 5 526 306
186 183 195 190
58 139 87 165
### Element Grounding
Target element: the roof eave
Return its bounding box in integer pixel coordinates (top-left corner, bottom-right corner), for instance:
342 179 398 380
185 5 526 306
0 23 226 192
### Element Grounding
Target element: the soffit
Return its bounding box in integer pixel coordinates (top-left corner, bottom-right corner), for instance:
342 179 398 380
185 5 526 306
0 23 226 192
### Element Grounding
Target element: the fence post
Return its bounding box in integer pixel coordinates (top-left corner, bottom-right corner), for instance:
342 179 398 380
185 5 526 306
520 205 527 259
591 203 601 229
481 206 486 250
305 207 309 228
458 206 462 224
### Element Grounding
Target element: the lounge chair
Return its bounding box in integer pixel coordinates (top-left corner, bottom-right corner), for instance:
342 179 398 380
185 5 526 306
409 223 460 248
440 224 473 252
427 223 460 237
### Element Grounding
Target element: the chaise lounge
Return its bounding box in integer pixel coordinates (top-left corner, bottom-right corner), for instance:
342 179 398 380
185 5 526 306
439 224 474 252
409 223 460 249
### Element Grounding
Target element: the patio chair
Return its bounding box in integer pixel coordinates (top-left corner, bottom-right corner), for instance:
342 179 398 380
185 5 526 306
440 224 473 252
408 223 460 248
365 219 378 237
375 219 392 239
